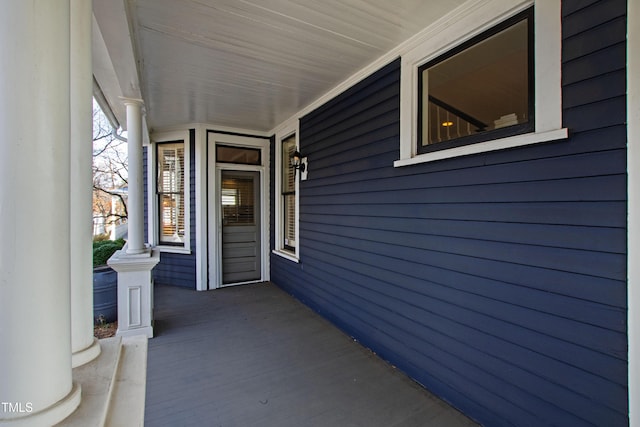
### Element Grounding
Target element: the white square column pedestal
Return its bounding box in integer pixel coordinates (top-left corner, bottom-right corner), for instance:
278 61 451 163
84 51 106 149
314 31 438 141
108 249 160 338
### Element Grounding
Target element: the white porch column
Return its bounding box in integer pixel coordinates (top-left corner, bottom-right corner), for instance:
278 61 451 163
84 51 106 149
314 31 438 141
0 0 81 425
110 99 159 338
70 0 101 368
124 99 146 254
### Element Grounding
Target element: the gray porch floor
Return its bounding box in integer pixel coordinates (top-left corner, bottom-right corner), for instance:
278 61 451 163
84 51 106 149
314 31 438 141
145 283 479 427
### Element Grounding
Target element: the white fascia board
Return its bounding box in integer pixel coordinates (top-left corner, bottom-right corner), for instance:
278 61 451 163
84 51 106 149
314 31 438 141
92 77 120 130
153 123 272 138
92 13 126 128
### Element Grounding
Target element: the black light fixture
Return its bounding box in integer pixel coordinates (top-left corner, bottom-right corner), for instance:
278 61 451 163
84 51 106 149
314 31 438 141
290 150 306 173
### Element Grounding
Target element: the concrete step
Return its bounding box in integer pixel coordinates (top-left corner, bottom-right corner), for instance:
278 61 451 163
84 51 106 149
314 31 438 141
56 335 148 427
104 335 148 427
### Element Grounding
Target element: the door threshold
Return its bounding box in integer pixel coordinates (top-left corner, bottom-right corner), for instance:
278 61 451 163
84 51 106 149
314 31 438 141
220 279 264 288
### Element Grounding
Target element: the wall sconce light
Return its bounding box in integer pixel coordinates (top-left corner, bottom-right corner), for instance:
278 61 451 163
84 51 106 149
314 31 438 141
290 150 308 180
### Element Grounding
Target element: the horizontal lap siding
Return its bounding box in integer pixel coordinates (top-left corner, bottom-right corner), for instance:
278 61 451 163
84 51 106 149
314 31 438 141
271 1 628 425
153 130 197 289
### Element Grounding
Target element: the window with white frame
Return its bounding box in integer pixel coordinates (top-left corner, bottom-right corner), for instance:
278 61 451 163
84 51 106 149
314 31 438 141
396 0 566 166
281 134 297 252
157 141 185 245
418 7 533 152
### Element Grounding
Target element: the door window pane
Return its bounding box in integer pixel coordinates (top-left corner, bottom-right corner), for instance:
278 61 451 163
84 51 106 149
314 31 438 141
216 145 261 165
221 176 255 225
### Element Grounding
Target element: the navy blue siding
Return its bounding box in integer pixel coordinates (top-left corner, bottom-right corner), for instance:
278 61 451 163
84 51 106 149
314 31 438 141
270 2 628 426
153 129 197 289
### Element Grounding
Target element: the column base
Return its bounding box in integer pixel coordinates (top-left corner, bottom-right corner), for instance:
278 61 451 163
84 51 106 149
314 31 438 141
0 383 81 426
72 338 101 368
108 249 160 339
116 325 153 339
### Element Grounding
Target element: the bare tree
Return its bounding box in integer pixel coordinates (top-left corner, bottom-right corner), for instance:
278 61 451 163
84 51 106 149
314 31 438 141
93 100 128 237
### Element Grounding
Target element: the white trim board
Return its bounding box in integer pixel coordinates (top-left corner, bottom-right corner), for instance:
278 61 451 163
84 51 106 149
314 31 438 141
628 0 639 424
155 122 272 138
194 124 208 291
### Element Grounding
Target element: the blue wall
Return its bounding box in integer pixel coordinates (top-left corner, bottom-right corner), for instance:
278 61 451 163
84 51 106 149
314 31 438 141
271 1 628 425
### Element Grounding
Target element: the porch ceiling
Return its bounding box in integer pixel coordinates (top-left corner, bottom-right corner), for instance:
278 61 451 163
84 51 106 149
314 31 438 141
99 0 464 133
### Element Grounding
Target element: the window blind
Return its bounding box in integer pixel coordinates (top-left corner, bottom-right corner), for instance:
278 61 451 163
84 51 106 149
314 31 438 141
281 135 296 250
157 142 185 244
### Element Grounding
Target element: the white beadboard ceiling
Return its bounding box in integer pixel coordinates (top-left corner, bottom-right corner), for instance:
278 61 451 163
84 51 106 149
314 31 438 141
104 0 465 133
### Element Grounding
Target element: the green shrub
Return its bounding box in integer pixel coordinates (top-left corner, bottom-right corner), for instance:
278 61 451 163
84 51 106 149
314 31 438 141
93 237 125 250
93 238 125 268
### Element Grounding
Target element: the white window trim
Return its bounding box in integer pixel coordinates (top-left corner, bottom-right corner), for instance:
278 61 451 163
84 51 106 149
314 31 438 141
149 129 191 254
396 0 567 167
628 0 640 423
273 121 300 263
194 125 207 290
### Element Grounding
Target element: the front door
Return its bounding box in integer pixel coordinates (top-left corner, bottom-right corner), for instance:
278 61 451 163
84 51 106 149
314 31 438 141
220 170 261 285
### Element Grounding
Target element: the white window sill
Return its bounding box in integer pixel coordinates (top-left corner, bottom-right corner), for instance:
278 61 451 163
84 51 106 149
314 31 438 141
272 249 299 263
394 128 568 167
155 245 191 255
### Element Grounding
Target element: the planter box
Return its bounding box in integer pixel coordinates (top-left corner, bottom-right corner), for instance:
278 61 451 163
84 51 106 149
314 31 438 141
93 266 118 323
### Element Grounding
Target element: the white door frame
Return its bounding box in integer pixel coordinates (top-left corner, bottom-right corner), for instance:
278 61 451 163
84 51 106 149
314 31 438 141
628 1 639 424
207 132 270 289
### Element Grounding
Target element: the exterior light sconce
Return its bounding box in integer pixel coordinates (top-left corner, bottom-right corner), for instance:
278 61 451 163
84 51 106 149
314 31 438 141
291 150 308 180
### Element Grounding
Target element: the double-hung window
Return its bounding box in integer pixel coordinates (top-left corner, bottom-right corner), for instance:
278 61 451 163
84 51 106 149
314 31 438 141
157 141 185 246
281 134 297 252
273 126 300 262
